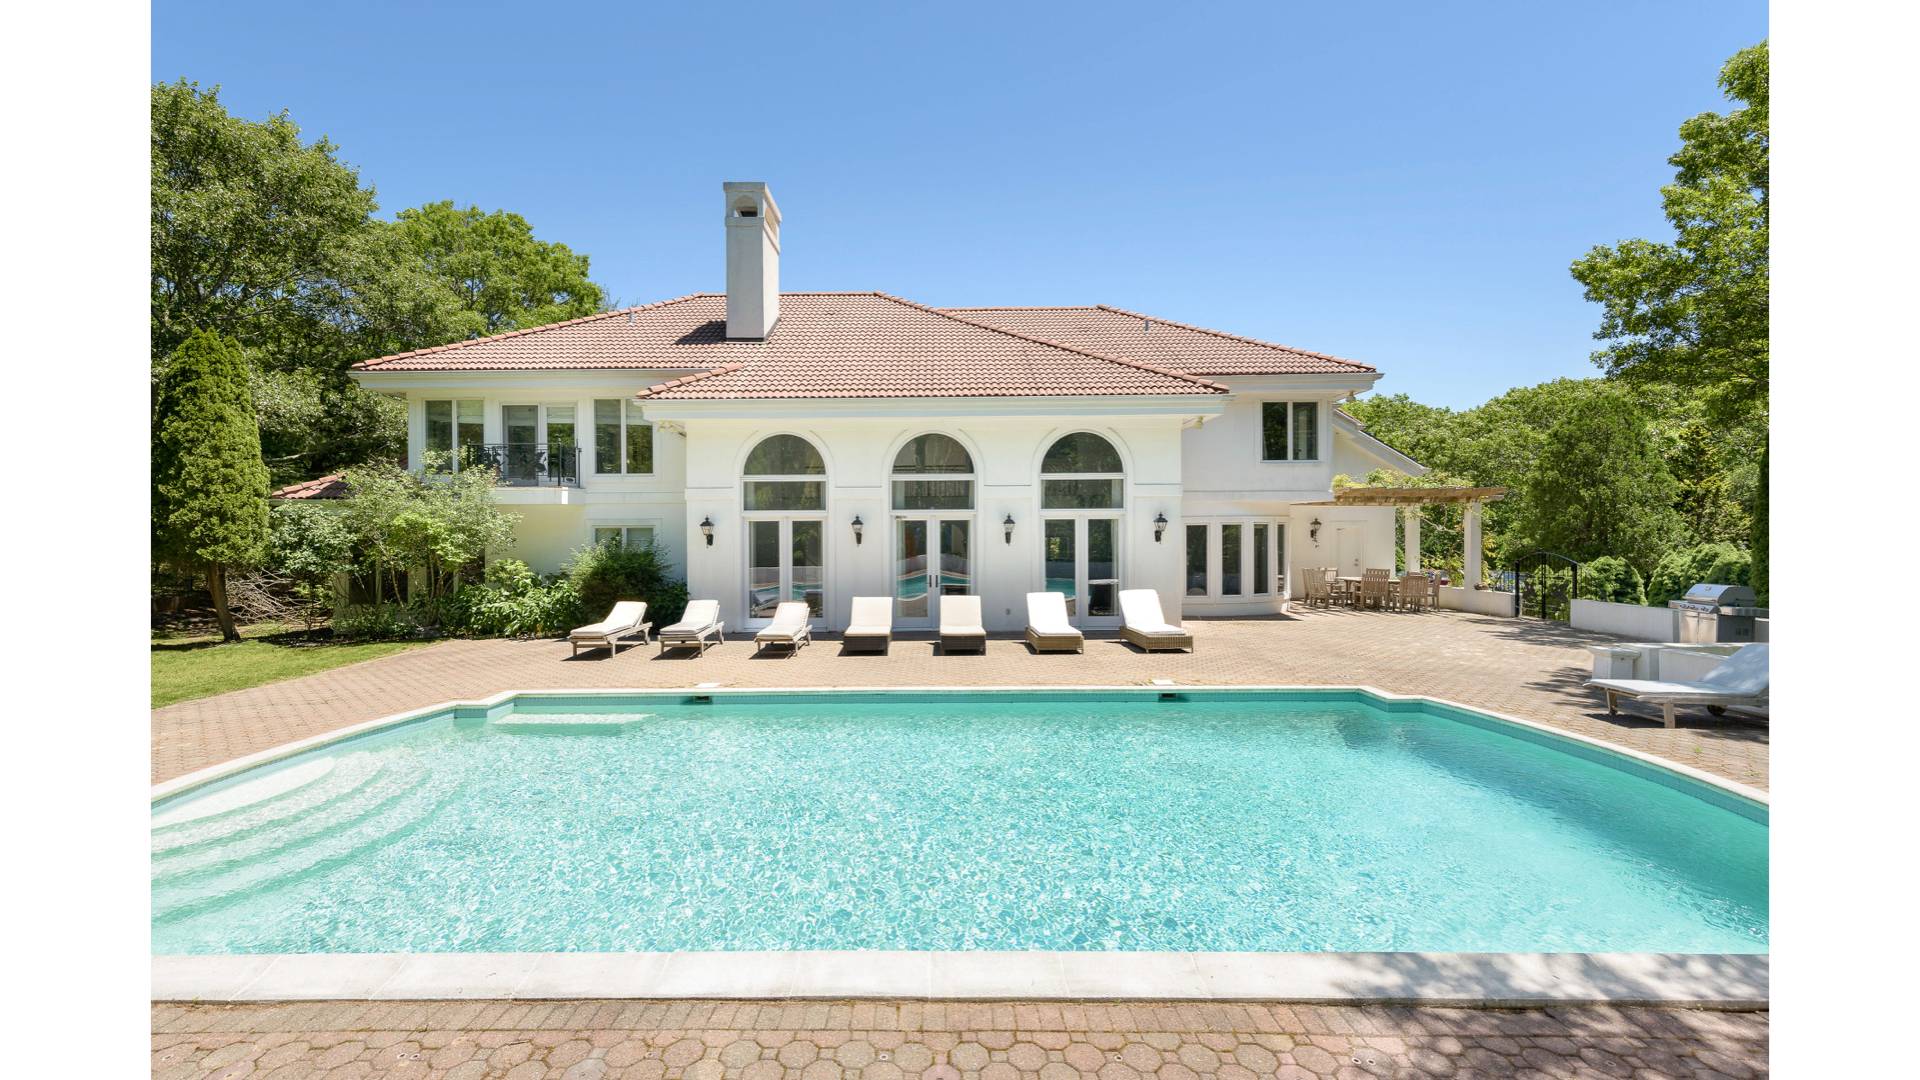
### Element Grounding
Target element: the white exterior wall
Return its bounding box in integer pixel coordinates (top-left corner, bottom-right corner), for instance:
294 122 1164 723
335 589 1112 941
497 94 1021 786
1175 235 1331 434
1570 598 1680 641
676 415 1187 632
379 379 694 577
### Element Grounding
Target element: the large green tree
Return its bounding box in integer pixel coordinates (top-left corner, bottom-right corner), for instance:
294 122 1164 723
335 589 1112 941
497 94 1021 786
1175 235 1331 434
153 331 272 640
1569 41 1767 425
151 81 610 486
1510 391 1682 573
389 202 605 335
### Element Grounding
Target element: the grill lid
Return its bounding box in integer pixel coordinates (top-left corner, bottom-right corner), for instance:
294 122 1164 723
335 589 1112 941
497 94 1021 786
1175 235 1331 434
1671 582 1758 611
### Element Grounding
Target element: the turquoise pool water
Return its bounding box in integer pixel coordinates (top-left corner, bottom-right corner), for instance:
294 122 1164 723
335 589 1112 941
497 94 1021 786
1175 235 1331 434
151 691 1768 955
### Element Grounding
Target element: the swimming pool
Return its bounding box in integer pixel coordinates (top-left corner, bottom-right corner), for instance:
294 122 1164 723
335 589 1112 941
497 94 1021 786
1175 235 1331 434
151 689 1767 957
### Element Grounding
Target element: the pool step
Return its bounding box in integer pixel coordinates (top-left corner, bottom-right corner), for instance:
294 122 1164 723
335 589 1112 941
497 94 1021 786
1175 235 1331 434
149 758 337 830
150 754 388 856
151 775 454 925
150 765 420 881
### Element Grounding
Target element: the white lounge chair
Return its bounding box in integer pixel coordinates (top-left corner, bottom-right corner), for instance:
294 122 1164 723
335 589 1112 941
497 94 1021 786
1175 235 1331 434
1118 589 1193 652
657 599 724 655
569 600 648 658
1025 591 1084 653
1588 644 1770 728
753 601 814 655
939 595 987 654
844 596 893 653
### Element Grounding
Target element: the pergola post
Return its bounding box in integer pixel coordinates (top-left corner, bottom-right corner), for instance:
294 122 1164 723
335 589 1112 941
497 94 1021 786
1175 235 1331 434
1402 506 1421 573
1463 500 1484 587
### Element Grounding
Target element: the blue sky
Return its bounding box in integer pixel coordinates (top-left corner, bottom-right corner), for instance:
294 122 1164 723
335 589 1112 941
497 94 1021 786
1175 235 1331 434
152 0 1766 409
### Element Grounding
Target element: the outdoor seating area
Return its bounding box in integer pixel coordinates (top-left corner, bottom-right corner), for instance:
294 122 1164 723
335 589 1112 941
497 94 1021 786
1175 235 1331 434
1299 566 1442 612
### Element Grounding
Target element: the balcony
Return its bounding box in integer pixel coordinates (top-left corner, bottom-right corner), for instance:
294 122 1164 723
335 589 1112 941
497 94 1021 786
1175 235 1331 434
460 443 581 487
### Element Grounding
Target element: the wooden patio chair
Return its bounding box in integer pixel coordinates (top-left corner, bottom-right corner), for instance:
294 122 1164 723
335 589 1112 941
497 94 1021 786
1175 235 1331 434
1359 568 1392 610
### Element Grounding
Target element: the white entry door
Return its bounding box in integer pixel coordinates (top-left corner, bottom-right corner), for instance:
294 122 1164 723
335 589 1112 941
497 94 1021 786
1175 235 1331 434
894 517 974 628
1042 516 1122 626
1333 524 1365 577
745 518 826 626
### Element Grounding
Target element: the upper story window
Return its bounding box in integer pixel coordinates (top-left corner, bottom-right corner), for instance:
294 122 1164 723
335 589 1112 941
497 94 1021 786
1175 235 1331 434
593 524 655 550
1040 432 1124 509
892 433 974 510
1261 401 1321 461
594 399 653 475
424 399 484 472
742 434 826 511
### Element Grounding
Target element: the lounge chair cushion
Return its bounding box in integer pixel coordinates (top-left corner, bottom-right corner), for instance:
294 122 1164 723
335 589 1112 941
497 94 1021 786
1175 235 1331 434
570 601 646 640
659 600 721 637
756 602 812 640
1118 589 1182 634
846 597 893 637
1589 645 1769 700
1025 592 1081 637
940 595 986 636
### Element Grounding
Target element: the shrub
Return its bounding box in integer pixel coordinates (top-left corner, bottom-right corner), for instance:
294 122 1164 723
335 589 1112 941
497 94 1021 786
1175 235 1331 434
1646 542 1752 607
267 503 354 632
567 540 688 629
1577 556 1646 606
331 602 430 641
444 559 584 637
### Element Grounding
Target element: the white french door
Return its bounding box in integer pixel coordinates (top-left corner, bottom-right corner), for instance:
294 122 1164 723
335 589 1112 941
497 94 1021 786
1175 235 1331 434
745 518 826 626
1042 516 1121 626
893 516 974 628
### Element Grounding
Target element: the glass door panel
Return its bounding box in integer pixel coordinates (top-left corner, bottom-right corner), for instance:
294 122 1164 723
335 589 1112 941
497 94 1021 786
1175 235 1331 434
503 405 539 483
1186 524 1208 596
896 519 930 620
938 520 971 596
1044 519 1077 617
790 521 824 618
1220 523 1243 596
748 520 782 618
1086 517 1119 618
1253 523 1270 595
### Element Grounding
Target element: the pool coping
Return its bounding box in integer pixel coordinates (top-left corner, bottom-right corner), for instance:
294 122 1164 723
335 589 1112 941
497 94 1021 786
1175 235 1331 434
151 684 1770 1006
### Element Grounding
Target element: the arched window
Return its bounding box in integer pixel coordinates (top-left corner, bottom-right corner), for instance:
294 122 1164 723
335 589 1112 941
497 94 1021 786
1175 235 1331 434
891 433 974 510
1040 432 1124 509
742 434 826 511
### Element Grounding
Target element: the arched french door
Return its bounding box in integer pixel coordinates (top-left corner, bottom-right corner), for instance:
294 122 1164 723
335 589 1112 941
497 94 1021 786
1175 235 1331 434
1038 432 1125 627
890 433 976 629
741 434 827 627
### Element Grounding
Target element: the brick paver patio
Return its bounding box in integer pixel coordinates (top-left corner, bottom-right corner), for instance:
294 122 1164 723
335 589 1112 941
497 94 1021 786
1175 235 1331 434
151 609 1769 1078
152 608 1769 788
152 998 1768 1079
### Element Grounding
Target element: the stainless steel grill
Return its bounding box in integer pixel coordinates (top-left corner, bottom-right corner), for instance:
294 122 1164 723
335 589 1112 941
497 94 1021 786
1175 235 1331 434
1669 583 1766 643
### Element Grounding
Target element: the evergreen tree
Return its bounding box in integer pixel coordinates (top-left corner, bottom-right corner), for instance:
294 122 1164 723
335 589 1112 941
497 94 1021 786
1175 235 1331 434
154 331 271 640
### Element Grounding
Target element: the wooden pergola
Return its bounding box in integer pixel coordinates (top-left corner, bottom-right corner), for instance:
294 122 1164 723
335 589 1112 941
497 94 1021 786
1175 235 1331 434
1296 486 1508 584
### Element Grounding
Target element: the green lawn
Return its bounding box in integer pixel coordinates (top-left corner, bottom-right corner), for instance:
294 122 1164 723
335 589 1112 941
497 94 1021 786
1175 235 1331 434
151 622 428 708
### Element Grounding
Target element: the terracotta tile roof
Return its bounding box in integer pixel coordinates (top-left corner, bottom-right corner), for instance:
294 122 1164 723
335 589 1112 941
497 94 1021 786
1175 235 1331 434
269 474 348 500
350 295 723 372
940 305 1375 376
631 293 1223 400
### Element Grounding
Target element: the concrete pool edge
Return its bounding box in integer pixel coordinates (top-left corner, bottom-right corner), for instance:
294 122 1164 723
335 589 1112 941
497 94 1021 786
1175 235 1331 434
152 950 1769 1007
150 683 1772 810
151 685 1769 1005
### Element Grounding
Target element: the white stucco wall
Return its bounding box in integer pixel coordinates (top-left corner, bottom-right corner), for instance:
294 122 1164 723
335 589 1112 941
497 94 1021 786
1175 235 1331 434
1570 598 1678 641
675 415 1188 632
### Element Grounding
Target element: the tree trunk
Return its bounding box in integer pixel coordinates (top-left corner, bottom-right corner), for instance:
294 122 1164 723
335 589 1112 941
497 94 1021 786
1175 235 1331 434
208 562 240 642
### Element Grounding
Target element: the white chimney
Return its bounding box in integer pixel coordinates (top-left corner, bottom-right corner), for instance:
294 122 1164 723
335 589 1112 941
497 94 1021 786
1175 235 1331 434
723 181 780 339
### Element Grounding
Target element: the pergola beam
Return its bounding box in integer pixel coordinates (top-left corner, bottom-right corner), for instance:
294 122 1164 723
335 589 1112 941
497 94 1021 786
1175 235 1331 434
1296 486 1508 507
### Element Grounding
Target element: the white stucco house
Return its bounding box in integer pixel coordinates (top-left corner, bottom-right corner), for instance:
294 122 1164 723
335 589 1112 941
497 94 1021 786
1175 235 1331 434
347 182 1427 633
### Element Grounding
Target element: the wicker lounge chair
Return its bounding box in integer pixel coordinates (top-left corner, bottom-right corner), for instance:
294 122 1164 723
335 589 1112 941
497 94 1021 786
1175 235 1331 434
939 595 987 654
657 599 724 655
753 601 813 655
1024 592 1084 653
568 601 648 658
844 596 893 653
1118 589 1193 652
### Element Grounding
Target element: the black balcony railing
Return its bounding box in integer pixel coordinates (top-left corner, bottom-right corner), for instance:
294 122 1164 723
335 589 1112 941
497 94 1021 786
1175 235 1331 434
460 443 581 487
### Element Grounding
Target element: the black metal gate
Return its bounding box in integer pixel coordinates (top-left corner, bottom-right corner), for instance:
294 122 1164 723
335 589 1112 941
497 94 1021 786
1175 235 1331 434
1510 551 1579 621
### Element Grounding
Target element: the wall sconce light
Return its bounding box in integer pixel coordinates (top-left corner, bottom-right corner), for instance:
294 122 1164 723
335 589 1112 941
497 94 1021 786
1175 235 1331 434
1154 512 1169 543
1309 517 1322 544
1003 513 1016 545
699 516 715 546
851 515 864 545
